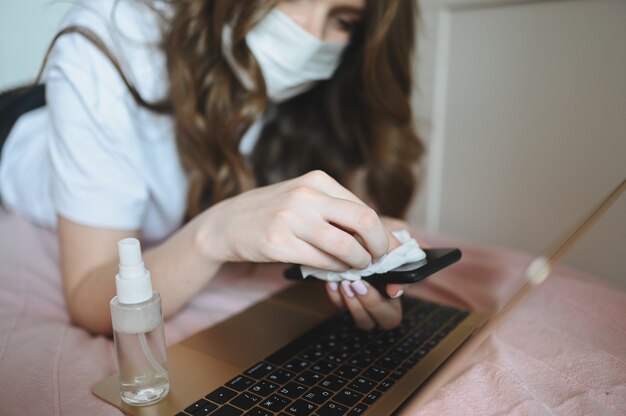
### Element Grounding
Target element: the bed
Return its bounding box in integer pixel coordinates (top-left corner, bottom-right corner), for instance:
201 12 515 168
0 206 624 415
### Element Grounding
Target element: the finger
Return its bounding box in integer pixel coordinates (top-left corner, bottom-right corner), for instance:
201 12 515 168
296 222 372 269
386 284 406 299
386 228 402 251
317 197 389 260
297 170 368 206
325 282 345 309
270 238 349 271
379 216 416 250
351 280 403 330
355 227 400 255
340 280 377 331
284 174 390 260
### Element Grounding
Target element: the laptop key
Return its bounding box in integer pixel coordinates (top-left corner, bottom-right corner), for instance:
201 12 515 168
206 386 238 404
389 345 412 360
348 354 373 368
349 376 377 394
342 340 364 351
265 318 341 366
378 379 395 392
362 390 383 405
268 369 296 384
334 364 361 379
211 404 243 416
227 375 255 392
299 348 324 361
402 355 420 369
319 375 349 391
284 358 311 372
354 330 378 342
245 362 276 380
315 336 340 352
194 402 219 416
363 366 388 381
295 370 323 386
317 401 349 416
414 348 429 358
370 338 393 351
311 360 336 375
376 356 401 370
326 350 351 364
426 338 440 349
278 381 308 399
244 408 273 416
231 392 262 410
348 403 368 415
333 388 363 407
361 345 386 357
284 398 318 415
389 368 406 380
259 394 291 412
184 398 212 414
249 380 279 397
302 385 333 404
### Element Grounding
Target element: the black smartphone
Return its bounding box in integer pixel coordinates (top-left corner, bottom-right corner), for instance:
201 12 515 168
283 248 462 285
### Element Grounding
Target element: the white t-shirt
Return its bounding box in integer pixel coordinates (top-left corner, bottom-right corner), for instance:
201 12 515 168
0 0 259 243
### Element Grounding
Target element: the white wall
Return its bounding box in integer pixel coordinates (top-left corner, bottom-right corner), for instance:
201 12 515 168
0 0 72 90
412 0 626 289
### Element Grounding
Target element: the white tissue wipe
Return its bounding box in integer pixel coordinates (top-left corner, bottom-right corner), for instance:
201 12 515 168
301 229 426 282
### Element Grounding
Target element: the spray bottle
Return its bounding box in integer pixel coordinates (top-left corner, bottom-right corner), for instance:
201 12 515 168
110 238 170 405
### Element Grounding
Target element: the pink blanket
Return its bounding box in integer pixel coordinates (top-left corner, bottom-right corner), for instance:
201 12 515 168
1 206 624 415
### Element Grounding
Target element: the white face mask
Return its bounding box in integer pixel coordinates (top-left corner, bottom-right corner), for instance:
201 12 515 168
223 9 347 103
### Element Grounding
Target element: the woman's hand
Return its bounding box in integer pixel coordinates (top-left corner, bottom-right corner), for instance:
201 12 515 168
194 170 396 271
325 280 405 330
321 215 413 330
194 170 408 329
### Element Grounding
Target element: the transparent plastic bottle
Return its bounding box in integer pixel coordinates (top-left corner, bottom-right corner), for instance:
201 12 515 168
110 238 169 406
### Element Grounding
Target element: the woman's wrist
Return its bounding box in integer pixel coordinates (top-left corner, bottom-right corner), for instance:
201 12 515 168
191 201 232 265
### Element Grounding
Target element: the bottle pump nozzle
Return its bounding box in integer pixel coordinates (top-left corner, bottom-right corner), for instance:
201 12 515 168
115 238 153 304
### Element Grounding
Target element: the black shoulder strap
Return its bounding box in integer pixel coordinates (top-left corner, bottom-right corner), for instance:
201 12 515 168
0 84 46 151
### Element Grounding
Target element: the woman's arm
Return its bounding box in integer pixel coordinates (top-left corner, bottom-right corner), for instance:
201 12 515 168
60 170 399 335
59 215 220 334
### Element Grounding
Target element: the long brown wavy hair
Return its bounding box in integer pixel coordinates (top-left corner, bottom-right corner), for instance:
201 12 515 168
42 0 423 220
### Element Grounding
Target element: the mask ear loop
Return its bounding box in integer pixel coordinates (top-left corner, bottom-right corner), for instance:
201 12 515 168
221 25 256 91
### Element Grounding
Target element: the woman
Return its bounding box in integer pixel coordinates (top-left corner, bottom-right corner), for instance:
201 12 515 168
0 0 423 334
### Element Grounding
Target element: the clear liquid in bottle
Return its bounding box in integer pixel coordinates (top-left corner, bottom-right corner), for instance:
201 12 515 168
114 323 169 405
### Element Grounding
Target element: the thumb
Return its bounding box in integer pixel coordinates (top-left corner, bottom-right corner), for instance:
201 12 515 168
386 284 405 299
386 229 402 251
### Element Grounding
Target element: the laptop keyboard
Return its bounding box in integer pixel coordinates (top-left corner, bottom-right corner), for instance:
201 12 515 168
177 297 469 416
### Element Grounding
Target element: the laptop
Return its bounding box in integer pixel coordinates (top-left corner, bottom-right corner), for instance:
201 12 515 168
92 179 625 416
